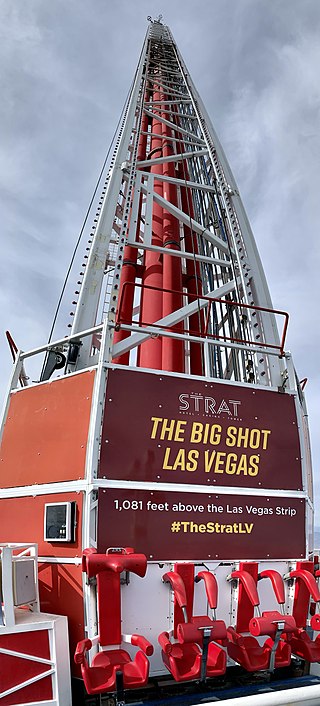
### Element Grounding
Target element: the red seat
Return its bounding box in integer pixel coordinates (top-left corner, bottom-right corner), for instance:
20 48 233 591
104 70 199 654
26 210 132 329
74 548 153 696
158 566 227 682
75 639 152 693
283 566 320 662
287 628 320 662
181 616 227 678
227 567 296 672
228 629 270 672
159 632 202 682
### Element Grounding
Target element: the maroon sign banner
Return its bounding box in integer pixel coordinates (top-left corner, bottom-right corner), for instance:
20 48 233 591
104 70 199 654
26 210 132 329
100 369 302 490
98 489 306 560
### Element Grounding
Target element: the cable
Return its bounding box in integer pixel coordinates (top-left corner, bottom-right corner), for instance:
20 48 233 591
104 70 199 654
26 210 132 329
39 87 134 382
45 84 134 349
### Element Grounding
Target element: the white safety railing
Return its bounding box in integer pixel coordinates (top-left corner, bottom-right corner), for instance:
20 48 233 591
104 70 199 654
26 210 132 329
0 543 39 627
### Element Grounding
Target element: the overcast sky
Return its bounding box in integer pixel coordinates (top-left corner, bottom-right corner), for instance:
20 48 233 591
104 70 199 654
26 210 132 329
1 0 319 518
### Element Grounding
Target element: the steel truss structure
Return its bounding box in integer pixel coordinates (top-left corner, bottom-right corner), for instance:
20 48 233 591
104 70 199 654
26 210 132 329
69 19 286 388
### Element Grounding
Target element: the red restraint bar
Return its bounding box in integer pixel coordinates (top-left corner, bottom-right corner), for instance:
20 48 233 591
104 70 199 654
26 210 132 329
259 569 286 605
177 619 227 645
159 564 227 682
230 570 260 606
290 570 320 603
290 562 319 629
162 572 188 611
249 613 296 638
195 571 218 610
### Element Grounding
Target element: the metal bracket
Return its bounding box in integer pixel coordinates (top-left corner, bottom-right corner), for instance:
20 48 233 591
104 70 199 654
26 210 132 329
269 621 285 672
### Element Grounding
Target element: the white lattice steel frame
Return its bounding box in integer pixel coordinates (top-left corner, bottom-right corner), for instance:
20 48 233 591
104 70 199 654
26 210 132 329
63 20 287 389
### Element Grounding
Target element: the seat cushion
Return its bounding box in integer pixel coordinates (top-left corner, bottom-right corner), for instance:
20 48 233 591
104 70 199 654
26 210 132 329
92 649 131 668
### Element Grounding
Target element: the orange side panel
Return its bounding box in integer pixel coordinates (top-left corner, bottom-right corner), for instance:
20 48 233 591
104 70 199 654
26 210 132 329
0 493 83 558
39 562 84 678
0 371 95 487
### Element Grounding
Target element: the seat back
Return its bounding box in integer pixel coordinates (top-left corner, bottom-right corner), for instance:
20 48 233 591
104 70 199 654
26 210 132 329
172 563 195 636
288 562 320 629
83 547 147 647
227 562 259 633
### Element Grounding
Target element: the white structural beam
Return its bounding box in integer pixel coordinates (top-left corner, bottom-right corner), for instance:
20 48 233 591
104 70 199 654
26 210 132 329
70 33 149 354
144 110 206 144
112 278 238 358
140 131 204 147
138 169 216 192
146 79 189 98
128 241 231 268
140 183 232 255
145 99 192 106
137 148 208 168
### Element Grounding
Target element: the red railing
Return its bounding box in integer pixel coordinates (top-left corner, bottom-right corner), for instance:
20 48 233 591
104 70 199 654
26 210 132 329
115 282 289 356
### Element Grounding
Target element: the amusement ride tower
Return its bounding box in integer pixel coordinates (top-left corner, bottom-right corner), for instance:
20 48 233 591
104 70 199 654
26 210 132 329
71 19 284 384
0 17 317 706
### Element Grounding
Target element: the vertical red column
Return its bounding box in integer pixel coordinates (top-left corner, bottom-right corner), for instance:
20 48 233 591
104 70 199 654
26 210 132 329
170 98 204 376
138 77 164 369
113 96 149 365
161 108 184 373
114 61 202 375
179 179 204 376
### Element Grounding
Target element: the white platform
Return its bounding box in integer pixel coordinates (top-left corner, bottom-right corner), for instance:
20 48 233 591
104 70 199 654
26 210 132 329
0 609 72 706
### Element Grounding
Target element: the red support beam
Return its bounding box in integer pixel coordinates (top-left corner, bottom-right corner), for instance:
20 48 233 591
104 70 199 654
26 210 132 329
138 78 164 369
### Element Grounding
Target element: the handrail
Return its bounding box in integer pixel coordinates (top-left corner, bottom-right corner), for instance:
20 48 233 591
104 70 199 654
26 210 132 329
116 282 289 356
19 323 103 361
